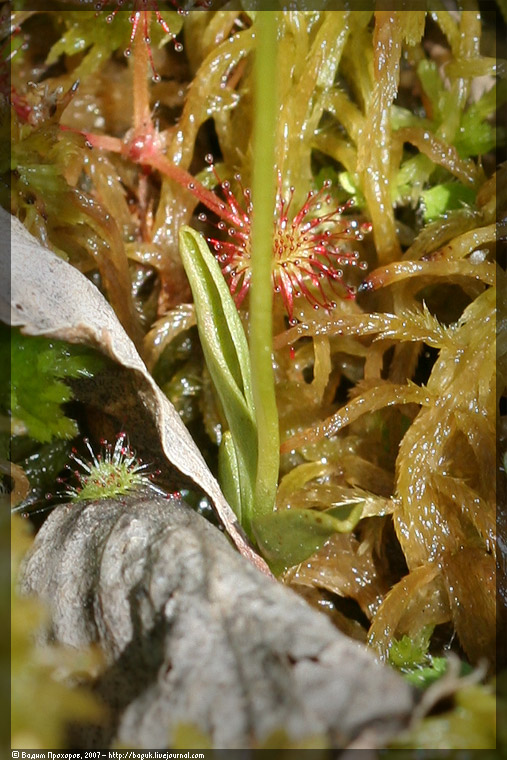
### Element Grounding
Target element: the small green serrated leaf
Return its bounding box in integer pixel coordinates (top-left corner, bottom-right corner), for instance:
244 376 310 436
388 628 433 670
4 326 103 443
454 81 507 159
388 626 454 689
421 182 476 222
253 501 363 570
403 657 448 688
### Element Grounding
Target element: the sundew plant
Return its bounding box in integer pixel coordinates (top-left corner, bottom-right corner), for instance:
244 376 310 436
5 0 504 721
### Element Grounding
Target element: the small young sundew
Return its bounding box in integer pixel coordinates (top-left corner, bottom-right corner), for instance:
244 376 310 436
60 433 166 502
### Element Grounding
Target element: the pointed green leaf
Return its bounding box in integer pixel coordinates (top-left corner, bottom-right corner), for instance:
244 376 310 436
218 431 242 522
179 227 257 528
179 227 255 414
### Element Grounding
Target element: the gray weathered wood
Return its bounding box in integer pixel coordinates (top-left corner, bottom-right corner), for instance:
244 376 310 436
21 496 414 749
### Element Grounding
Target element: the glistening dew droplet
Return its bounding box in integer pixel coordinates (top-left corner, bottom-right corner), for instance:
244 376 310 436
94 1 187 78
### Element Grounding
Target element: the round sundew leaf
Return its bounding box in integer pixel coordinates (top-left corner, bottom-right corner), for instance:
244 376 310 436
253 501 364 571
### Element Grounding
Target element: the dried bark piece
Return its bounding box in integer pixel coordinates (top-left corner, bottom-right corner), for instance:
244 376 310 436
1 208 268 575
21 496 414 749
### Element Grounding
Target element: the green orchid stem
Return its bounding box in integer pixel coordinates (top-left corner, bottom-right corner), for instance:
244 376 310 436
250 12 280 519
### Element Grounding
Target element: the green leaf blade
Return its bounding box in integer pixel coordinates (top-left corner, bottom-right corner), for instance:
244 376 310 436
218 431 242 522
179 227 255 414
179 226 258 530
253 502 363 571
5 326 103 443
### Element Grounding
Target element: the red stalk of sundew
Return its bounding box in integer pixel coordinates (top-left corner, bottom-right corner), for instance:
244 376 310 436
70 125 248 231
